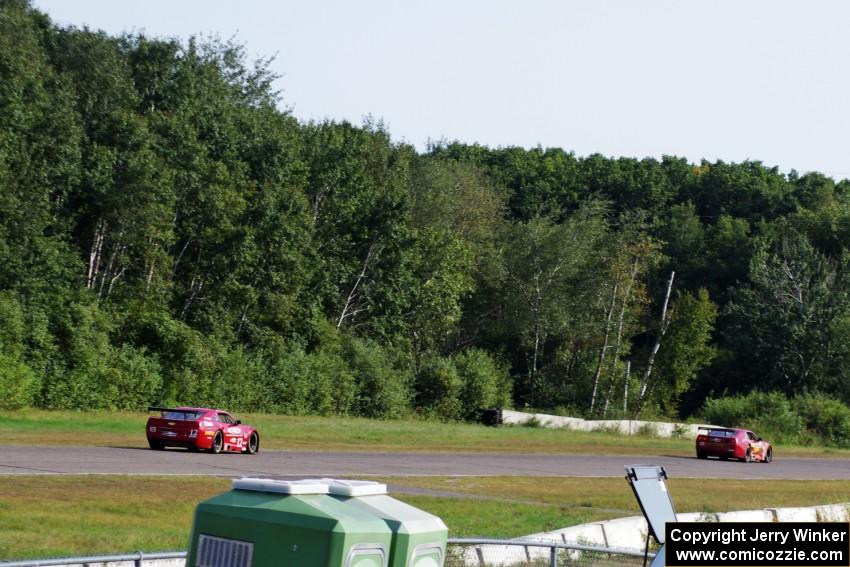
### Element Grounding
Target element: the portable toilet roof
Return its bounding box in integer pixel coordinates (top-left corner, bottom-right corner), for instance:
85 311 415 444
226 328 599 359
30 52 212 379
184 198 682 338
316 478 448 567
187 477 392 567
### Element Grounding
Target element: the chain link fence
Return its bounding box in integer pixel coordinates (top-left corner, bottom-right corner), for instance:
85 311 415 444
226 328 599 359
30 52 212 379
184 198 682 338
0 538 653 567
446 538 652 567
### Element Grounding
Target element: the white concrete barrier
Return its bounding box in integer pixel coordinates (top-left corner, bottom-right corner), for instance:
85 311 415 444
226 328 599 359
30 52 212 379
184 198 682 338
473 544 529 566
553 503 850 552
537 522 608 546
500 409 716 438
677 511 719 522
600 516 649 550
716 509 776 522
815 504 850 522
770 507 818 522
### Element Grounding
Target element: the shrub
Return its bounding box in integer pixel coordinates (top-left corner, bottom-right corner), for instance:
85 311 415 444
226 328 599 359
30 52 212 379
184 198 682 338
40 302 116 409
344 337 411 419
306 348 356 415
521 415 543 428
211 347 273 412
636 422 658 437
0 292 37 409
264 347 313 415
415 355 462 420
104 345 163 410
703 391 803 442
793 393 850 448
0 353 36 409
451 348 512 420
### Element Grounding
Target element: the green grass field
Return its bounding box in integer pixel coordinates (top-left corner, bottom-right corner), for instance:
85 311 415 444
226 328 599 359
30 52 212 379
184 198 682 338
2 475 850 560
4 409 849 457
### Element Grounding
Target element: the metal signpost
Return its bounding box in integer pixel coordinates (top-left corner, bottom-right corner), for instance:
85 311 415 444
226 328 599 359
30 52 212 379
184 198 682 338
626 465 678 567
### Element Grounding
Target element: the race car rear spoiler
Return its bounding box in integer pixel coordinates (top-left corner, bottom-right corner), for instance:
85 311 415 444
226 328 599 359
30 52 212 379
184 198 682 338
148 406 185 413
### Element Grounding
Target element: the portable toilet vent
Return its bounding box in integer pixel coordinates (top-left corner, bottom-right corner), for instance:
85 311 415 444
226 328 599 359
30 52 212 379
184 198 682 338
315 479 448 567
187 478 393 567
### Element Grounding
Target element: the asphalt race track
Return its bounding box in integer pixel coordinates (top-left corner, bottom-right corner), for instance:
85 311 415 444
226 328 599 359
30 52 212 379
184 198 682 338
2 446 849 479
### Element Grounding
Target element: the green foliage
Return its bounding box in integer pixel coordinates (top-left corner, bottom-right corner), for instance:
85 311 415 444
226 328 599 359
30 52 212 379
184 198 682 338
103 345 163 411
452 348 512 420
415 356 463 420
0 352 36 409
344 336 411 419
704 392 850 448
792 393 850 448
415 348 511 421
651 289 718 414
703 392 803 443
6 1 850 421
721 232 850 397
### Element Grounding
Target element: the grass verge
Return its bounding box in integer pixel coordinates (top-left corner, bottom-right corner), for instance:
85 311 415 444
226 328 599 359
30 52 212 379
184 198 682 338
2 475 850 560
4 409 849 457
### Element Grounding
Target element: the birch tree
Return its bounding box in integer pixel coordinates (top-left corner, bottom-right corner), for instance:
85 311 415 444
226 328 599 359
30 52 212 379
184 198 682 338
502 205 607 406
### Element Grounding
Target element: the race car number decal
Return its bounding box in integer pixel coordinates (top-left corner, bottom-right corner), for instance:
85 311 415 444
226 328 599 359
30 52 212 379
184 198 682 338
225 436 244 449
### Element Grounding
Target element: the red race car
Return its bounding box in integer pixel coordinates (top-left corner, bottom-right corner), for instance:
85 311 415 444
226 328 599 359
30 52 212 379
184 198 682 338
696 426 772 463
146 406 260 454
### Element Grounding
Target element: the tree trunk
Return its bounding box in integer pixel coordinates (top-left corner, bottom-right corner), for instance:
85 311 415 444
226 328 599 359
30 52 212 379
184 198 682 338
172 237 193 277
638 270 676 407
87 219 106 289
590 283 618 412
181 276 203 320
601 259 639 416
237 303 250 335
338 240 379 328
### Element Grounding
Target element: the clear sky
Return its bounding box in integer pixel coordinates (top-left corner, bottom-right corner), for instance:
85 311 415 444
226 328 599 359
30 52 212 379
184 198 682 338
32 1 850 180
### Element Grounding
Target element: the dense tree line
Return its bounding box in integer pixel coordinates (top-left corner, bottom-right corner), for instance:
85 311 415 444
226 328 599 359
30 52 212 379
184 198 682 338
3 1 850 421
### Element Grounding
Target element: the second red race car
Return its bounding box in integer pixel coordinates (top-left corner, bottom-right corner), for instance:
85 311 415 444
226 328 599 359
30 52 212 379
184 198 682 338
696 426 772 463
146 406 260 454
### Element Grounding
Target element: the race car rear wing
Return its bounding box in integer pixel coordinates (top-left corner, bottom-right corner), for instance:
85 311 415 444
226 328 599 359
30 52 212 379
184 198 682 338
697 425 736 431
147 406 202 415
148 407 206 421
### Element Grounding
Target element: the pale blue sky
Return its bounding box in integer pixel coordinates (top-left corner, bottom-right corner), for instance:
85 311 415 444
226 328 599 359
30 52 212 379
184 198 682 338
33 1 850 179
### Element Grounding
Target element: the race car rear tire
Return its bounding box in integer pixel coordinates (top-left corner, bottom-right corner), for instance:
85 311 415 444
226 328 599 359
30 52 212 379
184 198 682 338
696 451 706 459
246 432 259 455
148 439 164 450
211 431 223 454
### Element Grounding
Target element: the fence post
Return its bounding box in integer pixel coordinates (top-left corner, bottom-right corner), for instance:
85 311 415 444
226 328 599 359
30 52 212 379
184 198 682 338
134 551 143 567
550 545 557 567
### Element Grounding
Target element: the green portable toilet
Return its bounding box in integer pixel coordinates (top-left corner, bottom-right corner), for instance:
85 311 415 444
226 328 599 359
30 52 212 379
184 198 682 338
186 478 393 567
320 479 448 567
